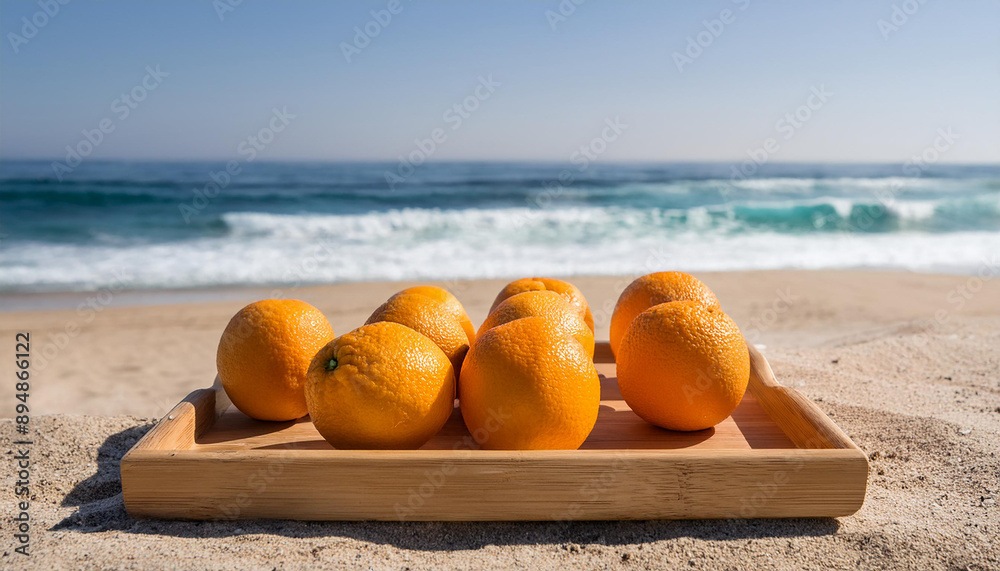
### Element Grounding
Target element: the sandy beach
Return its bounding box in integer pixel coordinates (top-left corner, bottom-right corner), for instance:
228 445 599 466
4 0 998 567
2 269 999 569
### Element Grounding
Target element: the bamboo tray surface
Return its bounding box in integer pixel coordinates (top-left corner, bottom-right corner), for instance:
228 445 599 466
197 365 794 452
121 343 868 521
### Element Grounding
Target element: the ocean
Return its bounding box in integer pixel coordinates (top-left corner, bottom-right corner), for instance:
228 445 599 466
1 160 998 293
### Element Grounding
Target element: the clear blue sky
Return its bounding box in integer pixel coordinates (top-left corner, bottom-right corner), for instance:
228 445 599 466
1 0 998 163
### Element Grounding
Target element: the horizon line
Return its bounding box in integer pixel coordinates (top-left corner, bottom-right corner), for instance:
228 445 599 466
1 157 998 167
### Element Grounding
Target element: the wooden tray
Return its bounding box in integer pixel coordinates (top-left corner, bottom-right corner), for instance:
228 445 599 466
121 343 868 521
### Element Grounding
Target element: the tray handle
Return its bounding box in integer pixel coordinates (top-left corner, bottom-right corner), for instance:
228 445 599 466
125 378 223 453
747 344 860 452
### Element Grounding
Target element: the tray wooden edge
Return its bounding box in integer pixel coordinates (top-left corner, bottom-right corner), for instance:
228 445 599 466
120 447 868 521
120 342 870 521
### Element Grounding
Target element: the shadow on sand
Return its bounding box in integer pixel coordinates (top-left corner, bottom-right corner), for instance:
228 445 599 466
53 424 840 550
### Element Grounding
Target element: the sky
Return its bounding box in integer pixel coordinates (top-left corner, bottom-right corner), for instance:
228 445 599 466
1 0 998 164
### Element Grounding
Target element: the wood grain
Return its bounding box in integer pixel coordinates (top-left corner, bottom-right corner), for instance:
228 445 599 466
121 342 869 521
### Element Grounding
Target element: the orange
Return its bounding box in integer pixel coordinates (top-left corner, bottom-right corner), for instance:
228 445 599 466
397 285 475 345
460 317 600 450
305 321 455 449
490 277 594 332
617 301 749 432
478 290 595 358
366 291 471 376
216 299 334 421
610 271 720 358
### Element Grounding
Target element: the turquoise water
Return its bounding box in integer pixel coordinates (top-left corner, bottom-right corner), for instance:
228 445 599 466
1 160 998 291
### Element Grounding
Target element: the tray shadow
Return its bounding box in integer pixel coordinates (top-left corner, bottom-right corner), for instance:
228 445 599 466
53 424 841 546
53 422 156 531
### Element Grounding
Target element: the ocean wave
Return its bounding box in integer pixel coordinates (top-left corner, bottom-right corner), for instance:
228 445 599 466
3 230 998 292
3 160 1000 291
212 194 1000 241
3 191 997 253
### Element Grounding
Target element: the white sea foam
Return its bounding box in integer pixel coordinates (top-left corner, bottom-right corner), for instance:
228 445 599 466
3 206 999 291
887 200 939 221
